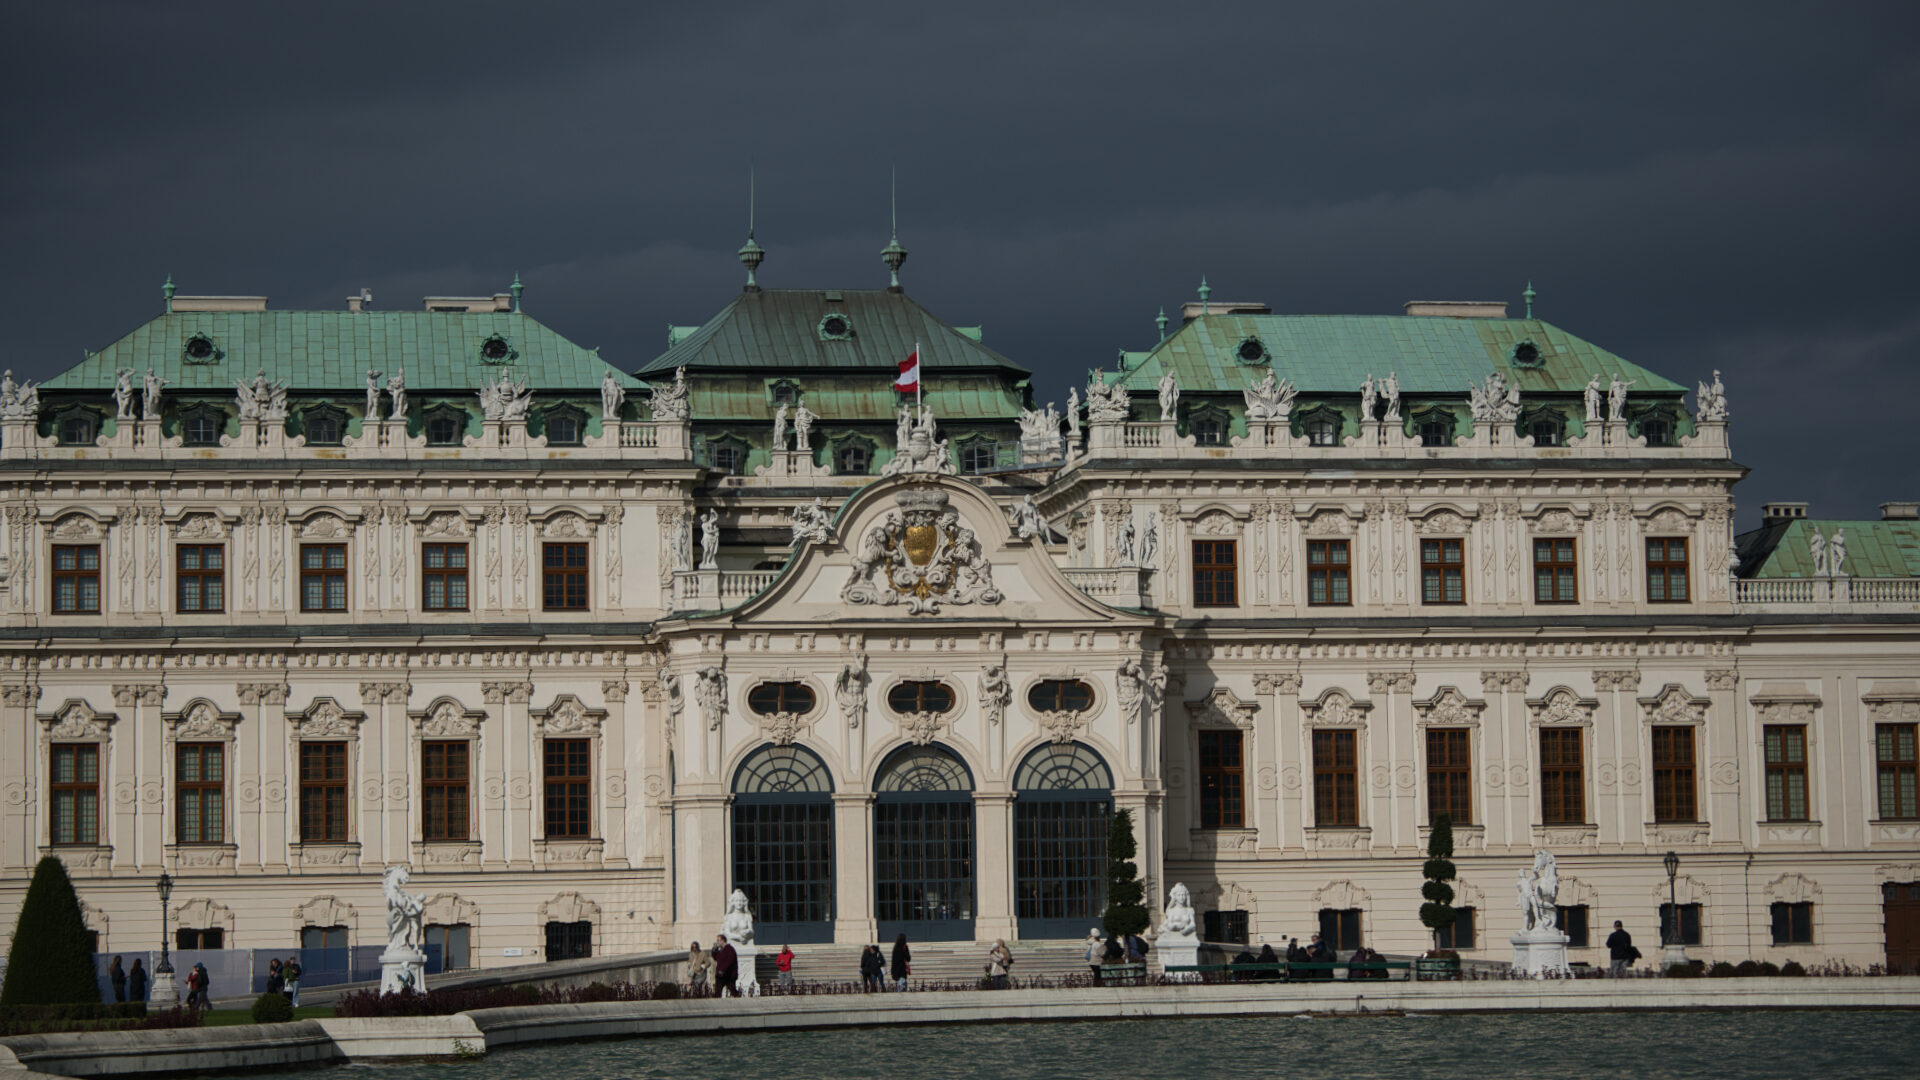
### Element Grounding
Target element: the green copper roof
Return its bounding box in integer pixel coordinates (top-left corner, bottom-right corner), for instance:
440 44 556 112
1736 519 1920 579
637 289 1029 377
41 310 644 393
689 375 1022 424
1106 315 1687 396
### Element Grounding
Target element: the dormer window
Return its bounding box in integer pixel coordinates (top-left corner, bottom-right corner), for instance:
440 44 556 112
543 405 586 446
479 334 516 364
1524 408 1566 447
1297 406 1343 447
817 313 854 341
1192 414 1226 447
180 406 225 447
1235 336 1268 364
182 332 222 364
302 405 346 446
709 436 748 475
55 410 98 447
960 439 998 474
1414 407 1456 448
424 405 466 446
834 439 872 475
770 380 801 407
1640 417 1673 447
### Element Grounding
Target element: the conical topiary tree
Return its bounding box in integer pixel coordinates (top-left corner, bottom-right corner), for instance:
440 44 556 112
1418 812 1458 950
1101 808 1150 938
1 856 100 1006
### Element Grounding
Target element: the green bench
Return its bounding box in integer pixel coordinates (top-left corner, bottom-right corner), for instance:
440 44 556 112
1095 962 1148 985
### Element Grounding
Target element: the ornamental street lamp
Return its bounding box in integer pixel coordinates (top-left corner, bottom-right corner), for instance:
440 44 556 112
150 871 180 1005
1662 849 1688 971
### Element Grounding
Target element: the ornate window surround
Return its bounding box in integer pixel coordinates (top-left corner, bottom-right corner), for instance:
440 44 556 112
530 694 609 866
284 697 365 867
1300 687 1371 837
161 698 242 870
408 696 487 868
830 433 878 475
292 895 357 951
883 670 967 749
1018 672 1104 747
1414 687 1484 834
742 671 828 747
35 699 118 864
50 405 104 447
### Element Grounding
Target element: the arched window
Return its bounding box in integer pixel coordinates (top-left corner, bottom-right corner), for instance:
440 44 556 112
1014 742 1113 938
1027 680 1095 714
732 744 835 942
746 682 816 716
887 681 955 715
873 743 975 940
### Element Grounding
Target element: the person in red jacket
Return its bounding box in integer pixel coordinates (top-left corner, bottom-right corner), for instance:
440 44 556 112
775 945 794 991
712 935 739 998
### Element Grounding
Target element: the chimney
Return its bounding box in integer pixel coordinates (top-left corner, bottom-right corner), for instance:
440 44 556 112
169 295 268 312
1404 300 1508 318
1179 300 1270 323
347 288 373 313
1762 502 1809 525
1881 501 1919 521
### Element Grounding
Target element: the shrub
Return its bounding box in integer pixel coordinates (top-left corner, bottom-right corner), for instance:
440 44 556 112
1101 808 1149 939
1709 961 1737 978
1779 960 1806 977
649 982 681 1001
1 857 100 1007
251 992 295 1024
1418 813 1458 948
1756 961 1781 977
1665 963 1698 978
1734 960 1760 977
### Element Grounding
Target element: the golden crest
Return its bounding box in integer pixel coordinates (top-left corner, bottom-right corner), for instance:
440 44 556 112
903 523 938 566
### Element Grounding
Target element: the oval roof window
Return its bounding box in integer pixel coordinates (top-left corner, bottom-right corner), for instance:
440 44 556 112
817 313 854 341
1236 336 1268 364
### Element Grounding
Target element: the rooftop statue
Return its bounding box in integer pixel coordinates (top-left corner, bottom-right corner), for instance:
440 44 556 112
790 496 832 546
648 366 690 421
1066 387 1082 443
141 368 168 421
1468 372 1520 424
600 369 626 422
113 368 137 421
699 508 720 569
1382 371 1401 422
1243 369 1298 423
365 368 384 423
1809 528 1828 577
1697 369 1729 422
1010 494 1045 540
1584 374 1603 425
1157 372 1179 422
1360 374 1378 421
478 368 532 422
1608 374 1634 423
1829 528 1847 577
1018 403 1061 446
0 371 41 422
772 402 789 452
1084 368 1130 423
235 369 290 422
386 369 407 422
793 403 815 451
880 406 955 476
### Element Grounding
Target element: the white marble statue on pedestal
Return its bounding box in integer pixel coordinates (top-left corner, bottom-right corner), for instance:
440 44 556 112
1696 369 1729 422
1608 374 1634 423
793 404 815 451
1157 882 1201 976
1509 850 1570 976
772 403 789 452
1010 495 1045 540
1157 372 1179 422
1584 374 1603 425
699 509 720 570
1381 371 1401 422
380 865 428 994
600 369 626 422
113 368 137 421
722 888 759 995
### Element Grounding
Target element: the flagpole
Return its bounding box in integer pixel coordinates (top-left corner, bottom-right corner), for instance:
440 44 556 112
915 341 922 416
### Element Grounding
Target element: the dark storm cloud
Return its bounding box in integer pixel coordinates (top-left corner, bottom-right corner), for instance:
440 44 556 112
3 0 1916 525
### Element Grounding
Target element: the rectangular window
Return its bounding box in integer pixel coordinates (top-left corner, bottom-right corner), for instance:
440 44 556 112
1659 902 1702 947
545 920 593 961
1318 907 1362 951
1421 539 1466 605
1425 728 1473 826
1764 725 1809 822
1646 538 1690 603
1878 723 1919 820
175 545 225 613
1539 728 1585 825
299 544 348 612
1436 907 1476 951
426 923 472 970
1191 540 1237 607
51 545 102 614
422 741 470 842
544 738 591 838
1307 540 1351 606
1197 730 1245 829
1651 726 1697 822
1556 904 1590 948
1312 729 1359 827
298 741 349 843
1770 901 1814 945
176 742 225 845
176 928 224 950
49 744 99 846
1533 538 1577 603
542 543 589 611
421 543 469 612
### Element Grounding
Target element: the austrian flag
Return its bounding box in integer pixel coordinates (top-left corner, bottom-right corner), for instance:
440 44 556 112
895 346 920 395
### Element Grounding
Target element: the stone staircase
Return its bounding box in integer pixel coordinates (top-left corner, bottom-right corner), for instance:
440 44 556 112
759 940 1094 987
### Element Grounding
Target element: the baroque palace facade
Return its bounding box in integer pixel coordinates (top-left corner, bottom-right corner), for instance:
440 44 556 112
1 253 1917 974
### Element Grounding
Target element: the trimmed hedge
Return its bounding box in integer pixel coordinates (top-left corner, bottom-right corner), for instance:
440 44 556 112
0 857 99 1007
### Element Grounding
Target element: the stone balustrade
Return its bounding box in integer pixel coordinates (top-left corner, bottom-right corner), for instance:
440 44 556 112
0 416 693 463
1073 418 1731 462
672 568 783 610
1734 576 1920 613
1062 566 1152 608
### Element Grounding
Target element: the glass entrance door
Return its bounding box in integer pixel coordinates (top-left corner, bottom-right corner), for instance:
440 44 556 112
732 745 836 944
874 744 976 942
1013 742 1113 940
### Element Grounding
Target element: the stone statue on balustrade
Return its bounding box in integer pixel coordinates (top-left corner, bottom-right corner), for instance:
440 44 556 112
385 369 407 422
365 368 384 423
1066 387 1082 444
793 404 815 451
1084 369 1130 423
142 369 168 421
1157 372 1179 423
1696 370 1729 422
1583 374 1603 425
380 864 428 994
235 369 290 422
772 403 789 452
880 406 955 476
1381 371 1401 422
1360 374 1378 421
113 368 137 421
1829 528 1847 577
790 497 832 546
1243 369 1298 423
1469 372 1521 425
1608 374 1634 423
699 508 720 570
647 366 690 421
0 372 42 423
600 369 626 422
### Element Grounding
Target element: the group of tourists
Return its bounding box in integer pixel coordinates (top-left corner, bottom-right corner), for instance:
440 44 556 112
859 935 912 992
1082 927 1150 983
684 937 743 996
104 954 303 1010
264 956 305 1005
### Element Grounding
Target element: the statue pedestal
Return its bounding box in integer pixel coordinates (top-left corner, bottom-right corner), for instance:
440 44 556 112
148 965 180 1006
1509 928 1571 977
379 945 428 995
1662 943 1690 972
1157 932 1200 980
729 941 758 994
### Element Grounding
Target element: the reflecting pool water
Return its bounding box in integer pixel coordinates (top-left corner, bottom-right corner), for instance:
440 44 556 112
328 1009 1914 1080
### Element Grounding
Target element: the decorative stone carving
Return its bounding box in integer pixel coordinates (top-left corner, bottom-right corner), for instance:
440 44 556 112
292 699 361 738
835 641 870 730
1416 687 1483 728
1642 685 1706 726
417 700 482 738
601 680 630 703
648 367 690 420
1038 708 1086 744
46 701 111 740
168 701 236 739
1084 368 1130 423
1481 670 1528 693
1645 508 1691 536
881 405 957 476
978 662 1010 726
899 710 945 746
1242 369 1298 422
1534 509 1578 534
1253 672 1302 696
695 666 726 731
1468 372 1520 424
541 513 589 539
1186 686 1256 730
1530 688 1594 727
538 695 604 736
1302 689 1368 726
789 497 833 546
1304 511 1352 536
299 514 347 539
1592 670 1641 693
1418 510 1469 535
842 487 1001 615
762 712 804 746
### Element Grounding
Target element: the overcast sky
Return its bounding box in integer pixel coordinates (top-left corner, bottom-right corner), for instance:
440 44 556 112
4 2 1915 527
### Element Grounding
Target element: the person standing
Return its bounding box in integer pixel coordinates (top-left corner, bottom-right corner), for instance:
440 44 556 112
265 958 284 998
108 956 127 1003
1125 931 1150 967
986 940 1014 990
1084 928 1106 983
127 958 147 1004
687 941 712 994
284 957 302 1007
1606 920 1638 977
712 935 739 998
859 945 882 992
890 933 912 993
775 945 794 991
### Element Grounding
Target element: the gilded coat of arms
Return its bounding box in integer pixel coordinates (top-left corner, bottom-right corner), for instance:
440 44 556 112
843 488 1002 615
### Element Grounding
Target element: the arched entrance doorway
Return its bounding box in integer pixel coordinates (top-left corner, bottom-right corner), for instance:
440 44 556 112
874 743 975 942
731 744 835 945
1014 741 1113 939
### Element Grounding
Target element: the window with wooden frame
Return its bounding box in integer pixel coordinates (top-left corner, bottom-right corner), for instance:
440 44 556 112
1539 727 1585 825
1651 726 1697 822
1556 904 1590 948
175 742 225 845
298 741 349 842
1192 540 1237 607
1770 901 1813 945
1646 537 1690 603
1197 730 1244 828
1659 902 1702 946
51 545 101 614
544 738 592 838
299 544 348 612
1318 907 1362 950
49 743 99 846
1533 538 1577 604
1312 728 1359 827
1435 907 1476 950
1878 723 1918 820
176 544 225 613
1764 725 1809 822
1425 728 1472 825
1307 539 1351 606
542 543 589 611
422 740 470 842
1420 538 1465 605
422 543 469 612
885 680 955 714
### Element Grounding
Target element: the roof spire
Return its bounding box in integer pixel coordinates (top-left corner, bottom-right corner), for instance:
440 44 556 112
1523 280 1536 319
1198 275 1211 316
1155 306 1169 342
510 272 524 312
737 167 764 292
162 274 176 313
881 165 908 292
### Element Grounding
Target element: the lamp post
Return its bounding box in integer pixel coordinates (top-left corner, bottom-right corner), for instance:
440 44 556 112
1661 849 1688 971
149 871 180 1005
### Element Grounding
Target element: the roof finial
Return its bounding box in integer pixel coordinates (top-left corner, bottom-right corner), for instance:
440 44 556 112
1155 307 1169 343
1198 275 1211 316
162 274 176 313
881 165 908 292
510 272 524 312
737 167 765 292
1523 280 1536 319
